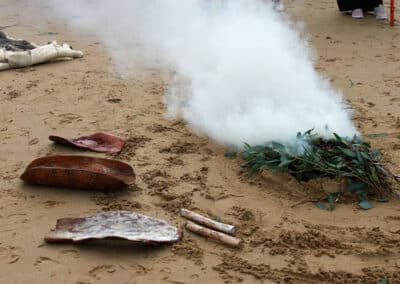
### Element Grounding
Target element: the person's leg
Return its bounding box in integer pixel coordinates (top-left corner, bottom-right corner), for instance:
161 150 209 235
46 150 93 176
374 0 387 19
351 0 364 18
272 0 284 12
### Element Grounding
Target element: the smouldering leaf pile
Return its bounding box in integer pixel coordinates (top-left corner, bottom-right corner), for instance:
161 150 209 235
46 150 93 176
229 130 399 209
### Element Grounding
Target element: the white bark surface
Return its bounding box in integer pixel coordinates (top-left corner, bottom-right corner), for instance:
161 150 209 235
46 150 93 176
0 42 83 71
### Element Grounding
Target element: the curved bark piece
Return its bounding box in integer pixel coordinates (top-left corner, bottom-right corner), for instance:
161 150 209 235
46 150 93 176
45 211 182 244
20 155 135 190
49 132 125 153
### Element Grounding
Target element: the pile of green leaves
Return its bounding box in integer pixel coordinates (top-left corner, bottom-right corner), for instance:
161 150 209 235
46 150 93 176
228 130 399 209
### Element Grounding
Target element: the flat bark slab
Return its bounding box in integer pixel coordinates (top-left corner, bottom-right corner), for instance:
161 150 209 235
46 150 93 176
21 155 135 190
45 211 182 244
49 132 125 153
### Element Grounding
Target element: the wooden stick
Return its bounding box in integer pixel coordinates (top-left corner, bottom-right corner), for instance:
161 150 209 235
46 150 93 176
185 221 241 248
180 208 236 235
390 0 395 26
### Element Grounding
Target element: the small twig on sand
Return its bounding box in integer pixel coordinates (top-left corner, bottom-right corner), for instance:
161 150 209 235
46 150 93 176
185 221 242 248
0 24 17 29
180 208 236 235
290 199 318 208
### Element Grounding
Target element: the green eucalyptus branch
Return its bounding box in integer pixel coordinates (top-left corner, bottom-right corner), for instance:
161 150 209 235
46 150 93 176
235 130 399 209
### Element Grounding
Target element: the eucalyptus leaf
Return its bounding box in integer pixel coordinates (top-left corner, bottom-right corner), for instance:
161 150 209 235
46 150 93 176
359 200 374 210
314 201 327 210
271 142 286 152
338 147 356 157
347 182 367 193
278 159 293 167
326 192 340 210
224 152 237 159
367 132 388 138
376 198 389 203
370 167 379 183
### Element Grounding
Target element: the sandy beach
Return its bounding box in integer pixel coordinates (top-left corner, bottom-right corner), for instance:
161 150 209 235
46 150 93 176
1 0 400 283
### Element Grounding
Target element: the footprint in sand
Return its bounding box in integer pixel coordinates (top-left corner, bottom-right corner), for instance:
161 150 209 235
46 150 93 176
77 265 129 284
165 155 185 166
59 249 79 259
57 113 83 125
34 256 60 270
131 264 151 276
5 90 22 101
0 245 21 264
43 200 66 209
88 264 117 280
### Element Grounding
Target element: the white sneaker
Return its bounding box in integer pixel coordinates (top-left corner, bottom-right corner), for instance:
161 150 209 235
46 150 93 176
352 8 364 19
374 4 388 20
272 0 284 12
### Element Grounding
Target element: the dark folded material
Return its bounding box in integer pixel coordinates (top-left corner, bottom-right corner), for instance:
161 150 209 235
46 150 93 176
337 0 383 11
0 31 36 51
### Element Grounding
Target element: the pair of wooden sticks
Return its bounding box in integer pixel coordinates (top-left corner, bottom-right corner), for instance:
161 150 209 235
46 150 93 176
180 208 241 248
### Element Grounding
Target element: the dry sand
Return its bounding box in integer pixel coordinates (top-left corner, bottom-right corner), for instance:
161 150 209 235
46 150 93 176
1 0 400 283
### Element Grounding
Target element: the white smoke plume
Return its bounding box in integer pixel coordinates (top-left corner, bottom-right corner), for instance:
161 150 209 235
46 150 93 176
43 0 358 148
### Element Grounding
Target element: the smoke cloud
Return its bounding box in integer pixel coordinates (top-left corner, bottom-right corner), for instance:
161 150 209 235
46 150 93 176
43 0 358 148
